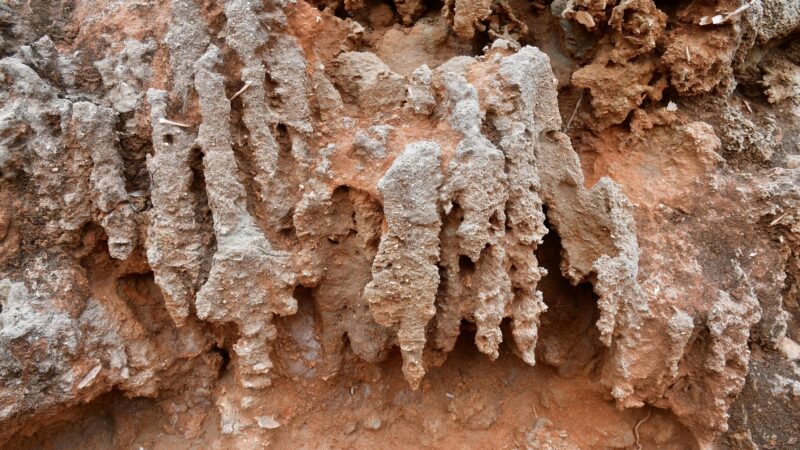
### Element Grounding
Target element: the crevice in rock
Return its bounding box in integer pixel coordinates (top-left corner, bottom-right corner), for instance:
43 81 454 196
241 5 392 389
422 0 443 16
214 344 232 378
77 223 113 273
113 112 151 196
271 123 302 239
198 2 228 50
188 145 216 265
116 272 176 336
534 215 604 378
458 254 476 276
471 22 492 54
273 284 323 379
292 184 389 378
229 96 276 242
10 389 148 450
652 0 690 17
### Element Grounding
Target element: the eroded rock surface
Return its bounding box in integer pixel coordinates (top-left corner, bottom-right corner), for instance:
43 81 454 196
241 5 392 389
1 0 799 448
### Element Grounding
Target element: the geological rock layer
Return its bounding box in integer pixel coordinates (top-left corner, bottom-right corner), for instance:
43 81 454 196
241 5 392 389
0 0 799 448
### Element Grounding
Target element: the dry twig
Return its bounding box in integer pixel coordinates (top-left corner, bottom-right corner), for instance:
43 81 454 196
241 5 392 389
770 212 788 226
634 408 652 450
564 89 584 133
158 118 191 128
229 80 252 101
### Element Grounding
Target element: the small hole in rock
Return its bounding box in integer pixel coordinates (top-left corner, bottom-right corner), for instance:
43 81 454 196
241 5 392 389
489 211 502 229
459 255 476 275
293 285 315 303
214 345 231 378
280 226 296 238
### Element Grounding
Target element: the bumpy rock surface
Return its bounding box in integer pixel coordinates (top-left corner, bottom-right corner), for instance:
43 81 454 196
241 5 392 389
1 0 799 448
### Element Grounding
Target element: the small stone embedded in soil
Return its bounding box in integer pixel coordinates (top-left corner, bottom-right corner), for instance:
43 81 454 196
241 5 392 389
77 365 102 389
779 337 800 361
362 415 382 430
575 11 595 28
256 416 280 429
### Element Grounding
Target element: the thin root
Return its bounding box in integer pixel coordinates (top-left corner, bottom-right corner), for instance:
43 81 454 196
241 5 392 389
564 89 584 133
770 212 788 226
634 408 652 450
159 118 191 128
229 81 253 101
699 1 752 26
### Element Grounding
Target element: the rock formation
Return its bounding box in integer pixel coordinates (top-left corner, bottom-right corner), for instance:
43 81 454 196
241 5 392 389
0 0 798 448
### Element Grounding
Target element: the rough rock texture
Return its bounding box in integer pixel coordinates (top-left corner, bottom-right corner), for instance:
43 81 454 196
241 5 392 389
1 0 799 448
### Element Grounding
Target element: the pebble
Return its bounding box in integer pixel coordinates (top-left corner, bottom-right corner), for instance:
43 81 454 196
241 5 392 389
780 337 800 361
256 416 280 429
343 422 357 435
362 415 382 430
